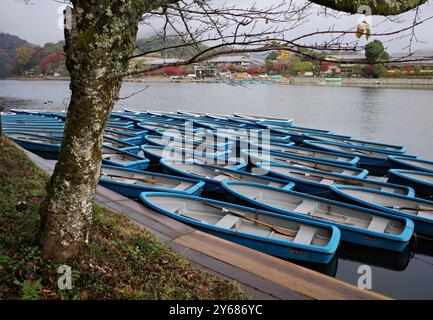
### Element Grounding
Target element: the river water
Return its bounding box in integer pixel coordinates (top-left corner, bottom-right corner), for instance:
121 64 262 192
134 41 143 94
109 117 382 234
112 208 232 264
1 79 433 299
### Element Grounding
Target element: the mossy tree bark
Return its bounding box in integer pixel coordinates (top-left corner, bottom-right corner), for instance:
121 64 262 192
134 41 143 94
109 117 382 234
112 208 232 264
39 0 427 261
39 1 145 260
0 105 4 144
309 0 427 15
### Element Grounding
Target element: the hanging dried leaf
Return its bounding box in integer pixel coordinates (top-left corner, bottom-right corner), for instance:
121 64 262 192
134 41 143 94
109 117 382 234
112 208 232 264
365 22 371 40
356 22 365 39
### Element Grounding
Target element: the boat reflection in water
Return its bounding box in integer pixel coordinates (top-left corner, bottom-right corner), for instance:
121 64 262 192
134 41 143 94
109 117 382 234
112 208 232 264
285 240 414 278
413 235 433 257
289 254 339 277
337 241 413 272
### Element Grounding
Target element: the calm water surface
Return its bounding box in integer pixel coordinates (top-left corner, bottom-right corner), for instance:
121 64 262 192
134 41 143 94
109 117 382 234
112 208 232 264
1 80 433 299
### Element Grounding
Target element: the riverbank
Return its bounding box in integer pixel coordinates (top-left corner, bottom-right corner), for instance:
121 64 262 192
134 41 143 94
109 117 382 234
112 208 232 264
0 140 245 300
4 75 433 89
0 96 41 112
292 76 433 89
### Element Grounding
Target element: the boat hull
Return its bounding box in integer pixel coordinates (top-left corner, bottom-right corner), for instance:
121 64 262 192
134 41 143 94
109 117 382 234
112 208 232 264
388 169 433 198
222 182 413 251
330 186 433 237
99 166 205 197
140 193 339 264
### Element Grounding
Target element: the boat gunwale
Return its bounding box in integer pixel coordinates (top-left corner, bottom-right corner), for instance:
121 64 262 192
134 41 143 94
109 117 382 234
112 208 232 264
221 181 414 243
330 185 433 225
140 191 340 254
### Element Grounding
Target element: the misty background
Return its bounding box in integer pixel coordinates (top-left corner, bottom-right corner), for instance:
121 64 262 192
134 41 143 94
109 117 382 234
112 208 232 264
0 0 432 54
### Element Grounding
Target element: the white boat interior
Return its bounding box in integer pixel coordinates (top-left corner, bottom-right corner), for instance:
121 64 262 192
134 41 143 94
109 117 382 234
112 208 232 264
396 171 433 184
226 183 406 235
311 135 402 151
307 141 393 157
394 158 433 171
265 144 354 162
140 147 241 168
337 188 433 221
246 150 362 176
145 194 332 247
268 166 409 195
164 161 289 188
6 133 61 144
100 167 195 190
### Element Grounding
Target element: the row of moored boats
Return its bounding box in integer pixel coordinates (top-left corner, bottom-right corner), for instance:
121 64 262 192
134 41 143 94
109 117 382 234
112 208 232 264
3 108 433 264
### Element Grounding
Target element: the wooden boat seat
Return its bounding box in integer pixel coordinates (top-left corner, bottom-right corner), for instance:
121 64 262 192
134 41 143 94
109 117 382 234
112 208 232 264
319 178 335 186
215 214 240 229
172 182 191 191
293 201 316 214
119 178 137 184
293 226 316 245
367 216 389 233
213 175 228 182
418 211 433 220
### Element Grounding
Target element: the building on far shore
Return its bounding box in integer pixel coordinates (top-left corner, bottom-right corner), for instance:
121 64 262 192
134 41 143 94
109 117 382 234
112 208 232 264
194 66 215 79
130 54 264 78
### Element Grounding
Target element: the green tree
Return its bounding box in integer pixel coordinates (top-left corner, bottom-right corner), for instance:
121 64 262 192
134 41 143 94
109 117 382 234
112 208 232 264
38 0 428 261
265 51 278 61
364 40 390 77
15 46 35 74
365 40 390 63
292 61 314 74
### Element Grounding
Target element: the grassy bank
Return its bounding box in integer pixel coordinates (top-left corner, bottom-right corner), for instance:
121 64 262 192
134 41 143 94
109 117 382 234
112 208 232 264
0 140 244 300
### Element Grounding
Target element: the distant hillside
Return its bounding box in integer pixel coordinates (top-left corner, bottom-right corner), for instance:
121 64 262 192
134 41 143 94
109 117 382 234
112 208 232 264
135 36 208 59
0 32 31 77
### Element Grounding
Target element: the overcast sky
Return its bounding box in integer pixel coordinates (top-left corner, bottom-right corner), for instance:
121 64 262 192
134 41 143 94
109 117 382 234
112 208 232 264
1 0 432 53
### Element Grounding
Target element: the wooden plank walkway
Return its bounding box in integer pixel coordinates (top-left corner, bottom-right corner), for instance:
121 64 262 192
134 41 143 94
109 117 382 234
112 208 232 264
23 149 390 300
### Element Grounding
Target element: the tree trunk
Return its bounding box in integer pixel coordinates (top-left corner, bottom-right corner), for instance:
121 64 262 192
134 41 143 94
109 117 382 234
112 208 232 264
39 2 144 260
0 105 4 144
308 0 427 15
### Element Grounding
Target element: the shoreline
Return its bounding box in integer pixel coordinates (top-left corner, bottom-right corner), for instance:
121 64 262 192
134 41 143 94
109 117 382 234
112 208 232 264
2 75 433 90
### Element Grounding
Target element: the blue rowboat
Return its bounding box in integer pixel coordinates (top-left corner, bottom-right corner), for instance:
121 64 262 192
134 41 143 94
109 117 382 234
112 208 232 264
3 129 64 138
257 162 414 198
204 113 230 121
103 136 140 154
262 125 335 143
104 129 145 145
388 169 433 198
105 126 147 137
99 165 205 197
176 110 207 117
139 145 246 169
304 133 406 154
207 129 292 147
159 159 294 194
107 120 135 126
137 121 196 135
265 124 332 135
156 130 233 152
250 141 359 167
330 185 433 237
388 155 433 174
144 134 232 154
231 112 294 127
3 124 65 130
193 119 257 131
5 131 61 159
3 117 63 122
140 192 339 263
222 181 413 251
102 145 149 170
241 148 369 178
302 140 417 176
224 116 265 128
